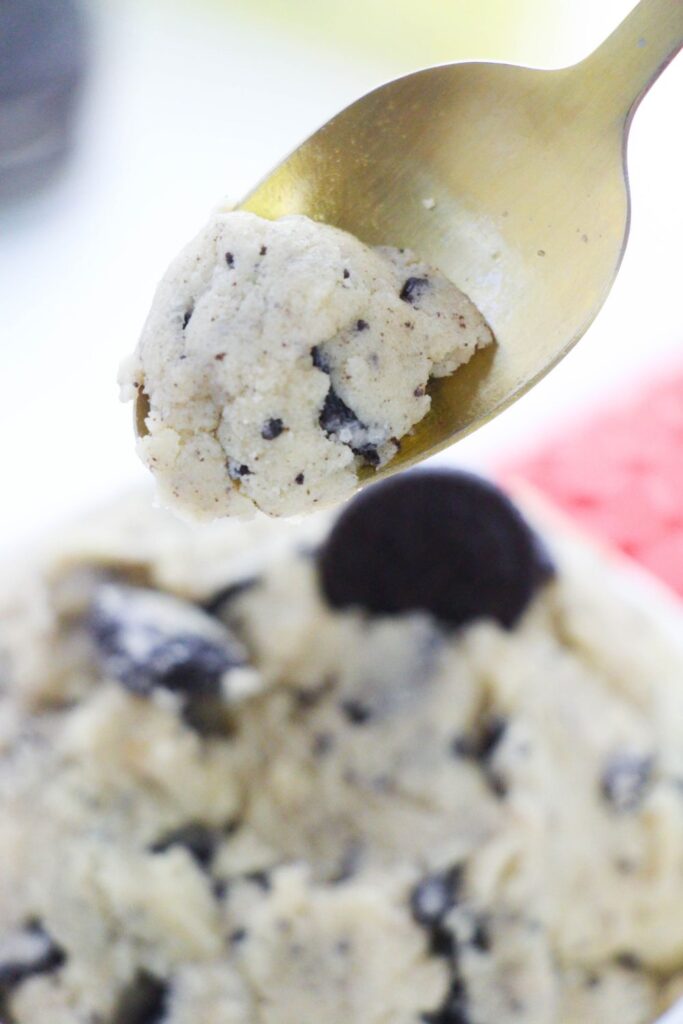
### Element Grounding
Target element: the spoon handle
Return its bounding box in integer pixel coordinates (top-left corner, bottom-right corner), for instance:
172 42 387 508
580 0 683 122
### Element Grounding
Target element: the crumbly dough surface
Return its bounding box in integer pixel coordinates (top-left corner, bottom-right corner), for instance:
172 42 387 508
120 212 492 518
2 492 683 1023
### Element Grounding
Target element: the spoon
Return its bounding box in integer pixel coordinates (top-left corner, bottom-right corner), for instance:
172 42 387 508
237 0 682 479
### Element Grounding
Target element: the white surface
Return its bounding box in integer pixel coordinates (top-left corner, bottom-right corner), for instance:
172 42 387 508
0 0 681 553
658 1005 683 1024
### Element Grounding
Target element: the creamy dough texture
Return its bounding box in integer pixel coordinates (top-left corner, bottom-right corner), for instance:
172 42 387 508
2 474 683 1024
120 212 492 518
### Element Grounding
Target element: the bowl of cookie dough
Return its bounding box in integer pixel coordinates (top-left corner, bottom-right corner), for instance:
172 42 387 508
2 468 683 1023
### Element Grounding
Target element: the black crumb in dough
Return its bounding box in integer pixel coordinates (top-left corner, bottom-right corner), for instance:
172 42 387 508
89 584 248 699
225 252 235 267
356 319 369 331
182 306 193 329
260 245 267 256
311 345 330 372
112 971 169 1024
243 871 272 891
470 917 491 952
261 418 285 440
453 716 507 762
601 753 654 813
318 470 555 628
0 922 65 991
453 716 509 798
421 977 470 1024
410 867 462 929
343 268 350 279
295 472 305 485
330 842 364 884
319 389 361 436
227 458 252 480
615 952 643 971
203 577 259 617
150 822 222 870
400 276 430 306
340 698 373 725
319 387 380 467
354 443 381 468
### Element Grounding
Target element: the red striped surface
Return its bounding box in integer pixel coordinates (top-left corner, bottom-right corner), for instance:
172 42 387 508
501 366 683 597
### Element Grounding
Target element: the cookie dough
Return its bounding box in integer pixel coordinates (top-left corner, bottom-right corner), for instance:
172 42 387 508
2 470 683 1024
120 211 493 519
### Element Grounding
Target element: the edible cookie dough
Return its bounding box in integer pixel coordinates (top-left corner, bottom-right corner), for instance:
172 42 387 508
2 469 683 1024
120 212 493 519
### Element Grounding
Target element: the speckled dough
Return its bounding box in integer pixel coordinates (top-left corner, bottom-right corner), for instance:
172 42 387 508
2 489 683 1024
120 212 492 518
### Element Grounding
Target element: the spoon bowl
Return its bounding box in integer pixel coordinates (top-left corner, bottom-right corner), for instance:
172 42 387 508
238 0 682 477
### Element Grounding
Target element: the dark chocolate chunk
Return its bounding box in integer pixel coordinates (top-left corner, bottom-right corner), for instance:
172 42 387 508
421 978 470 1024
261 417 284 440
150 823 221 870
227 458 251 481
601 753 653 813
318 470 554 628
225 252 234 267
356 319 369 332
0 922 65 991
318 387 380 467
89 584 249 699
112 971 168 1024
340 698 373 725
400 276 430 306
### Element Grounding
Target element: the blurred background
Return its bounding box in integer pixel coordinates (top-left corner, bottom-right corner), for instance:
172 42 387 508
0 0 681 554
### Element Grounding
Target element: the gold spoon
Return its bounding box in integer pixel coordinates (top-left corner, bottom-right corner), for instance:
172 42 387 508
237 0 682 478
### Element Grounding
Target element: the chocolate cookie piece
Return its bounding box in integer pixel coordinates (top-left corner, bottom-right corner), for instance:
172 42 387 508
89 583 250 699
0 923 65 990
318 470 554 628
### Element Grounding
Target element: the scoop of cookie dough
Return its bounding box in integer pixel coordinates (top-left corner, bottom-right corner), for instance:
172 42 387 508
120 211 493 519
2 471 683 1024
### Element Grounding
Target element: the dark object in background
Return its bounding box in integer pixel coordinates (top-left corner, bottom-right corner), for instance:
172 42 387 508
0 0 87 201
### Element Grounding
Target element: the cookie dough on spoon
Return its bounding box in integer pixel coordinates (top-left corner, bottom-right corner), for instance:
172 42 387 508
120 211 492 519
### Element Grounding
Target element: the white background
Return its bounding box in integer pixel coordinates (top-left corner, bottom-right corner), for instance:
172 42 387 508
0 0 680 558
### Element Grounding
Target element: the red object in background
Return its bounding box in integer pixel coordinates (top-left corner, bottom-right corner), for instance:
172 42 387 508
501 366 683 598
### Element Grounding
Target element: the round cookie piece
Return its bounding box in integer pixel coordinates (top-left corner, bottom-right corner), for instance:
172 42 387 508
318 469 554 628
